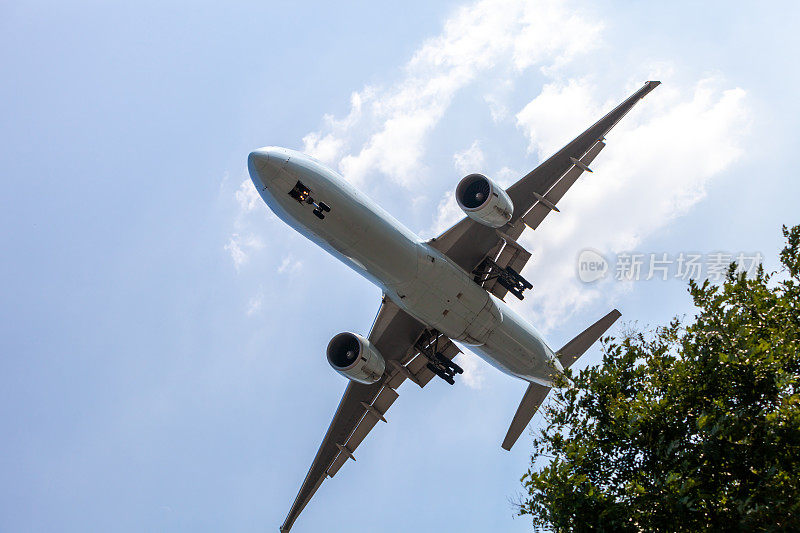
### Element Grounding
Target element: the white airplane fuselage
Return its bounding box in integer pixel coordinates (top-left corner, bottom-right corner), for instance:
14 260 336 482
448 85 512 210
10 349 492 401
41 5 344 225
248 147 560 384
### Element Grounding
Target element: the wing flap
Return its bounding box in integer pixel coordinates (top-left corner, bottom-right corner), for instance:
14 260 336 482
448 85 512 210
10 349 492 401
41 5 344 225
280 300 426 532
371 383 400 415
430 81 660 278
507 81 660 222
325 386 399 477
522 139 606 231
282 82 660 532
280 380 383 532
326 337 461 476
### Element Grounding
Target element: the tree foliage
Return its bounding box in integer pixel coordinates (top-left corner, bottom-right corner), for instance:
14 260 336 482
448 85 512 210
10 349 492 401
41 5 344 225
520 225 800 532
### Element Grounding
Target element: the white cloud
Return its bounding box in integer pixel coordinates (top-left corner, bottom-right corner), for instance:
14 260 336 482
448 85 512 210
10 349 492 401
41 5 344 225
457 350 486 390
483 79 515 123
453 140 486 175
228 0 751 365
298 1 748 339
492 166 521 189
219 171 230 191
424 189 462 239
516 78 601 158
302 0 602 189
226 177 276 273
301 89 372 167
224 233 263 271
277 254 303 275
235 178 262 213
510 0 603 73
246 293 263 316
484 92 509 123
513 76 751 332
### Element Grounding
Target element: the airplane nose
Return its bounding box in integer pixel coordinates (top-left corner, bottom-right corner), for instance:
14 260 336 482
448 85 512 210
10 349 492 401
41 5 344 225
248 150 270 172
247 147 290 186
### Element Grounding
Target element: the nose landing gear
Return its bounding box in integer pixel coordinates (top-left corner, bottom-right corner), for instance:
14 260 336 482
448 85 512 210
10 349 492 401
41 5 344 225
288 180 331 220
310 200 331 220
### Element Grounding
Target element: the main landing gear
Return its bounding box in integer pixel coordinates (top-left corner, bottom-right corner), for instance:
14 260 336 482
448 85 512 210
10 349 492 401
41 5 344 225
473 257 533 300
288 180 331 219
416 330 463 385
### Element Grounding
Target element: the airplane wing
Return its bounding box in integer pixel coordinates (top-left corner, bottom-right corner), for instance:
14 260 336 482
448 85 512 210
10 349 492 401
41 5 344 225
281 82 659 530
280 298 462 532
430 81 661 298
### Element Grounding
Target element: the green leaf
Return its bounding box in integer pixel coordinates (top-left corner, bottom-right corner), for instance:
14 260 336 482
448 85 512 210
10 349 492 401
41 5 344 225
517 224 800 532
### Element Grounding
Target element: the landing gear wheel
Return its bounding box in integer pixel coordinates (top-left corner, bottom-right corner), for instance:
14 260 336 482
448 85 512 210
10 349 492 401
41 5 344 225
319 202 331 212
426 362 455 385
313 209 325 220
434 352 463 374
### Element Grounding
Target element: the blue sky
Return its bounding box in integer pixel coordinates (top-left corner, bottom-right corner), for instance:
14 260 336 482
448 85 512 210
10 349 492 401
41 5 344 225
1 1 799 531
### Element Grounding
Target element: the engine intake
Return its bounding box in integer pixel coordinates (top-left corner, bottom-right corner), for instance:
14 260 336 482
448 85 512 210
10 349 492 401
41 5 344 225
327 332 386 384
455 174 513 228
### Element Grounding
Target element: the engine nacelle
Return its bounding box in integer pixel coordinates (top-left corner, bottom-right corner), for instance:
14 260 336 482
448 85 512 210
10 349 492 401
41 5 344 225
326 332 386 384
455 174 513 228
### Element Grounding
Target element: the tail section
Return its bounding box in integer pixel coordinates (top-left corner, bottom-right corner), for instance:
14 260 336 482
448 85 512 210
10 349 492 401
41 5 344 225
501 382 550 451
500 309 621 451
557 309 621 369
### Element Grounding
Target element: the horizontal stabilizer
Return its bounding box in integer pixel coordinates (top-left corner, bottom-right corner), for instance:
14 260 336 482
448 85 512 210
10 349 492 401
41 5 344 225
557 309 621 369
501 382 550 451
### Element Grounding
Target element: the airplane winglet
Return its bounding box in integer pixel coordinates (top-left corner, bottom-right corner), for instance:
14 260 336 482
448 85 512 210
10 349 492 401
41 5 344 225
640 80 661 98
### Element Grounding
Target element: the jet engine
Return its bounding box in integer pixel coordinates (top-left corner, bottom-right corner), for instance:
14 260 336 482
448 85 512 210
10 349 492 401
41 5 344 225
455 173 513 228
326 332 386 384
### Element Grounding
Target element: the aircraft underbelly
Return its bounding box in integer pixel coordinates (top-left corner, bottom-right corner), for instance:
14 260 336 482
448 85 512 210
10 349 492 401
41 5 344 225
252 151 556 383
259 158 419 287
474 299 556 382
386 245 500 343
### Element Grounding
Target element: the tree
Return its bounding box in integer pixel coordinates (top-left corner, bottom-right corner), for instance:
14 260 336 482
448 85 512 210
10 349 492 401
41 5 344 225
520 225 800 532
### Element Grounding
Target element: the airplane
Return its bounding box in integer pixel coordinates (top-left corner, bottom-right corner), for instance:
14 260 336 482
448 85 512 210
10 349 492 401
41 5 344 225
248 81 661 532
